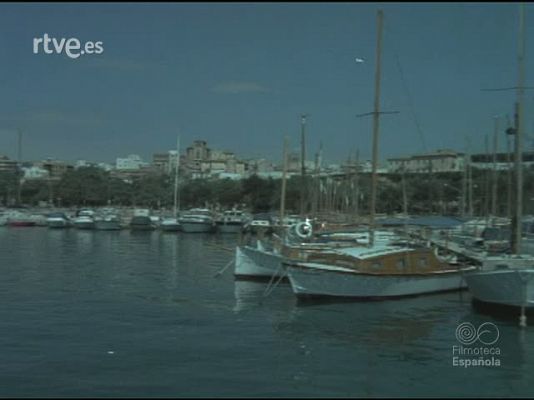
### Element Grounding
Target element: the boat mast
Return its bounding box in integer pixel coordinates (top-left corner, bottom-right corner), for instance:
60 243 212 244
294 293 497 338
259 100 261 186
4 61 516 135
369 9 384 247
311 142 322 216
401 164 408 216
280 136 289 228
512 3 525 255
461 149 467 218
300 114 308 217
491 116 499 218
173 135 181 217
465 136 474 217
354 149 360 219
506 115 513 220
484 134 490 225
16 128 22 205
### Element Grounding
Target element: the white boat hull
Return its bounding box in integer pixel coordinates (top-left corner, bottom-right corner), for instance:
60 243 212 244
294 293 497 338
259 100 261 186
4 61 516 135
160 223 181 231
74 221 95 229
95 220 122 230
160 218 181 231
217 222 243 234
180 222 214 233
286 263 468 299
464 269 534 308
234 245 284 279
47 219 70 228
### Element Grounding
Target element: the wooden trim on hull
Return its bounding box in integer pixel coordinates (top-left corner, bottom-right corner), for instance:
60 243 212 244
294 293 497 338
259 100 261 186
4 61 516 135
295 286 468 302
284 262 474 278
233 274 290 283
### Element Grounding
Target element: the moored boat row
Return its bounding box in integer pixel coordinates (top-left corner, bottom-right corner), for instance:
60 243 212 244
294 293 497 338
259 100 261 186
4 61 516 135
2 207 253 233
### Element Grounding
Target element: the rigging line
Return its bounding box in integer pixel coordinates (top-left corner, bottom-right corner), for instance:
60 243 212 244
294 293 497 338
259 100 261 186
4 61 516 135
395 53 428 153
384 18 428 152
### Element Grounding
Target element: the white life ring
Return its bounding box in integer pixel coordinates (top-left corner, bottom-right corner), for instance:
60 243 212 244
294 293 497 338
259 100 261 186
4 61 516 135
295 221 313 240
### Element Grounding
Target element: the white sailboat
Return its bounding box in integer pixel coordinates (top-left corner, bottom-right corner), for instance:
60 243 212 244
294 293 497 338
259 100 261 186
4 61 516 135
463 4 534 320
235 136 288 279
233 111 405 281
235 238 284 279
284 10 474 299
235 218 404 280
286 245 474 299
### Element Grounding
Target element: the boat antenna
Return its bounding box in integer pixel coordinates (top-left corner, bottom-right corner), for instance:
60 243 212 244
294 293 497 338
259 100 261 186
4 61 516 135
279 135 289 231
300 114 308 218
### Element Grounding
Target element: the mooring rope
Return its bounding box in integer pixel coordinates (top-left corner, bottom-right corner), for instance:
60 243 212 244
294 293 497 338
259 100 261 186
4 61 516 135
213 257 235 277
262 264 287 298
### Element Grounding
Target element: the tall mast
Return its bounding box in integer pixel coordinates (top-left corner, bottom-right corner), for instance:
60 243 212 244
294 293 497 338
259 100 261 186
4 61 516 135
401 164 408 216
466 137 474 217
280 136 289 227
311 142 322 216
506 122 512 219
300 114 308 217
173 135 180 216
369 9 384 247
512 3 525 254
17 129 22 164
354 149 360 218
484 134 490 224
461 151 467 218
491 116 499 218
16 129 22 205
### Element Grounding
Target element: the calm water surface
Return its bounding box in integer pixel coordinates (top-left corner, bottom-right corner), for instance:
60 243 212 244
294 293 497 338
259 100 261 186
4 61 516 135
0 227 533 397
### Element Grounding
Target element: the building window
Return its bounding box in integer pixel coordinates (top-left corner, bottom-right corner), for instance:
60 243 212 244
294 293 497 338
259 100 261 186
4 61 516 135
418 257 428 268
396 259 406 270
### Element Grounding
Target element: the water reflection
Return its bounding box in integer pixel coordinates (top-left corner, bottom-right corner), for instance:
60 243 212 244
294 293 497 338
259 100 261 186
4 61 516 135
233 280 296 313
275 293 463 346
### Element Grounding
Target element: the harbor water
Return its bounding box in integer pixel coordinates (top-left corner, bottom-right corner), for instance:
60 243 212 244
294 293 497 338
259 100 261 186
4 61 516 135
0 227 533 397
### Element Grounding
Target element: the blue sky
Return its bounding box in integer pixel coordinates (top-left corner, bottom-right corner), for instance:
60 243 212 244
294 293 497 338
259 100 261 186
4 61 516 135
0 2 532 165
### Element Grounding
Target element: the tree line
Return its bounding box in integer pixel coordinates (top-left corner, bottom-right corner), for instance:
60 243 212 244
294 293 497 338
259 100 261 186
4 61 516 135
1 165 534 216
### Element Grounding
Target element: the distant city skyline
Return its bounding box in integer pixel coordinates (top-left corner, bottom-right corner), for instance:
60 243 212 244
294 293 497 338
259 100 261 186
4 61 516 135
1 3 534 165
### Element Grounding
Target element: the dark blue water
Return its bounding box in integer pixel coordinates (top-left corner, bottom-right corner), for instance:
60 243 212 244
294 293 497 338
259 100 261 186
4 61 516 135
0 227 533 397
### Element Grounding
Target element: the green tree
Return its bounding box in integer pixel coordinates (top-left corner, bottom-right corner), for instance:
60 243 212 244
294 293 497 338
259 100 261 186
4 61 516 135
0 170 18 206
20 179 50 205
210 178 242 208
242 174 278 212
131 173 170 208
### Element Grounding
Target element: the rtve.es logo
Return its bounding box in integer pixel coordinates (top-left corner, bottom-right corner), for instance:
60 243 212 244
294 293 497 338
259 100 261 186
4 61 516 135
33 33 103 59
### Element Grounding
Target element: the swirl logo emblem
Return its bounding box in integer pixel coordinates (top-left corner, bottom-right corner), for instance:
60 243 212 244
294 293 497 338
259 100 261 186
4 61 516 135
455 322 500 345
